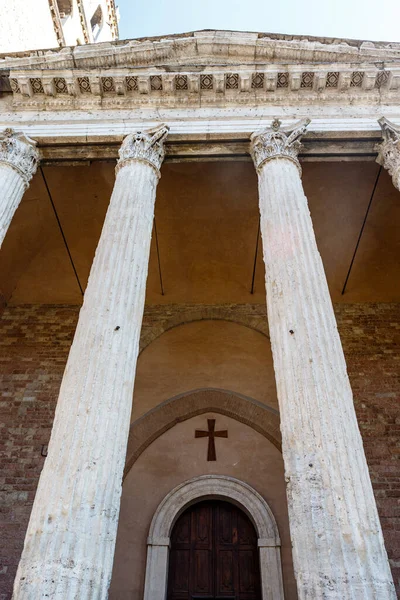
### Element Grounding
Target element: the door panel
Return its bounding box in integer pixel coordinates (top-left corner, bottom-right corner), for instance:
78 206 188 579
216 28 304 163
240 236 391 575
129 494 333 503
238 551 258 594
171 549 190 593
193 550 213 595
167 500 261 600
216 550 235 594
175 511 191 543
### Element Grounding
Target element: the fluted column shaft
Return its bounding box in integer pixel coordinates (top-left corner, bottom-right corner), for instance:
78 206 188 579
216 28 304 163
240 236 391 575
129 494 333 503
12 125 169 599
0 129 39 246
252 121 395 599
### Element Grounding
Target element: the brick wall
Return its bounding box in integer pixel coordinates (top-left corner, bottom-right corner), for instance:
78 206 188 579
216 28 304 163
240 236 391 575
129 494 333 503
0 303 399 598
0 306 78 599
335 304 400 594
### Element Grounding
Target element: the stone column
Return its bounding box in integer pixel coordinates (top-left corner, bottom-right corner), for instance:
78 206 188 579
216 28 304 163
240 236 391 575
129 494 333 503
12 125 169 599
0 128 39 247
250 119 395 599
376 116 400 191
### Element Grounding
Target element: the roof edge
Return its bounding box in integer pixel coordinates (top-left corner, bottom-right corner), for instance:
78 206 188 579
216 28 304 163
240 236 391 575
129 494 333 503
1 29 400 71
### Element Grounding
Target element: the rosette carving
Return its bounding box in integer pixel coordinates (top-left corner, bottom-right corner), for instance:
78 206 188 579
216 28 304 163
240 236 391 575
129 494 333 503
376 117 400 191
0 129 39 186
250 118 310 174
117 125 170 175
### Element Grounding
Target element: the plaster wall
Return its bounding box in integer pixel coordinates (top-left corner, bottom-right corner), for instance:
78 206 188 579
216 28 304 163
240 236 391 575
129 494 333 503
0 0 58 53
109 413 296 600
132 319 277 421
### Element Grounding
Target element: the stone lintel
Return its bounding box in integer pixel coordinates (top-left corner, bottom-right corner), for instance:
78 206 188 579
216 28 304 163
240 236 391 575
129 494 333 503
37 135 382 164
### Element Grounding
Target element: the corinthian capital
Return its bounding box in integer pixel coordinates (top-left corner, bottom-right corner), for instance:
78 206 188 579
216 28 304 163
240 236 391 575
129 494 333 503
376 117 400 191
117 124 170 176
250 118 311 174
0 128 39 186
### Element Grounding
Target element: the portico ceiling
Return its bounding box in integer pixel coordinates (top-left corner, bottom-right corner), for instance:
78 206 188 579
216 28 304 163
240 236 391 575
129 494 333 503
1 158 399 306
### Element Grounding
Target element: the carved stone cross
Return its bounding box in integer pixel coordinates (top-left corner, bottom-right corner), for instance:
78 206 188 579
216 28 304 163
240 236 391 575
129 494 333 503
195 419 228 461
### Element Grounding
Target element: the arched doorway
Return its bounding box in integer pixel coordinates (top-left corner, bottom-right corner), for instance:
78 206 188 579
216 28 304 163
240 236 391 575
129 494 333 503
167 499 261 599
143 476 284 600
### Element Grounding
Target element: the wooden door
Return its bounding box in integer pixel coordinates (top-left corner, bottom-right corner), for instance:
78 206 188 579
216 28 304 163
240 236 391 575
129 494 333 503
167 500 261 600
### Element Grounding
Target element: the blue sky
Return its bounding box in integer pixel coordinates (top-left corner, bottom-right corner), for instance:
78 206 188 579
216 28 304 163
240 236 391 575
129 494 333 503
116 0 400 43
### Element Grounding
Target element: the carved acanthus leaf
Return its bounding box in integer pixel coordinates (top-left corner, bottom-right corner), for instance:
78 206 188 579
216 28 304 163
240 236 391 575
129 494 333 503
250 119 311 173
117 125 170 175
0 128 39 185
376 117 400 191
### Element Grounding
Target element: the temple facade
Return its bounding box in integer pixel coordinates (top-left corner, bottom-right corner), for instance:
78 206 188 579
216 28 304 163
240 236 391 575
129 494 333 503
0 30 400 599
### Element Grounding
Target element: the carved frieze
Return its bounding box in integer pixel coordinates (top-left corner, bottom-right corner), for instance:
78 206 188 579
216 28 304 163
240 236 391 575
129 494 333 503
6 66 398 110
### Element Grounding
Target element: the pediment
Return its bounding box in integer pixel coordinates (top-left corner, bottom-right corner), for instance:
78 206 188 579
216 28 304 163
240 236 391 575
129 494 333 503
1 29 400 71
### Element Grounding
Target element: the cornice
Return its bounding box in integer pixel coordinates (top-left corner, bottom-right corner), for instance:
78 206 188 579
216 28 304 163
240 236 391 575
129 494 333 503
1 30 400 72
5 63 400 111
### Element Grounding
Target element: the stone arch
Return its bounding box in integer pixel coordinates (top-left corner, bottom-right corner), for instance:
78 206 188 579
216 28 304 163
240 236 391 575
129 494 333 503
124 388 281 478
143 475 284 600
139 307 269 353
